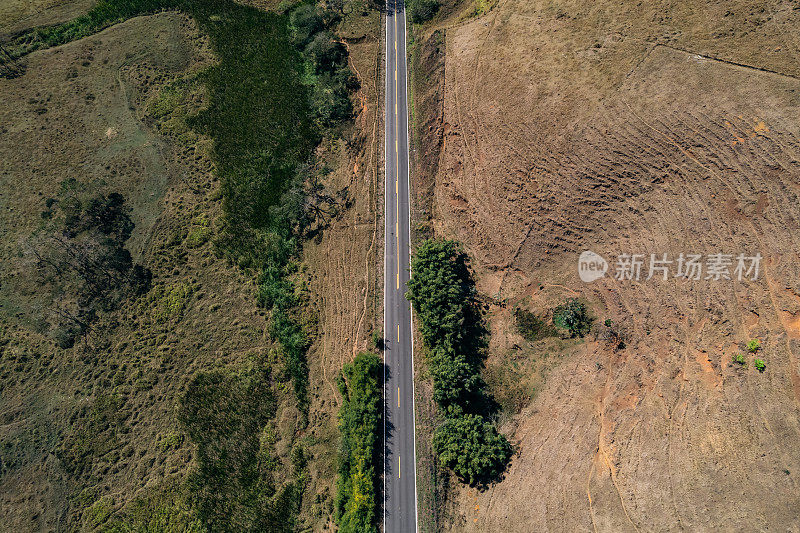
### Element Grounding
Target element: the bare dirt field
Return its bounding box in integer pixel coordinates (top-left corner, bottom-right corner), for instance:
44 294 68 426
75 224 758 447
412 0 800 530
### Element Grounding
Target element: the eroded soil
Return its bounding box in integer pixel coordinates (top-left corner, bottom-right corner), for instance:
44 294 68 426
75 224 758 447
414 0 800 530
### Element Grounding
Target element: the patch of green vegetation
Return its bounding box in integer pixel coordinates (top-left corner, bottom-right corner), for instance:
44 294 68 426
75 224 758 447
433 412 513 487
58 393 127 476
289 4 355 128
747 339 761 353
4 0 174 59
158 431 185 451
732 353 747 366
186 226 211 248
514 307 558 342
257 263 311 415
85 496 115 529
407 239 512 486
147 75 205 145
99 481 204 532
144 282 193 322
755 358 766 373
408 0 440 23
335 352 381 533
464 0 497 18
552 298 593 338
370 330 383 350
178 354 302 531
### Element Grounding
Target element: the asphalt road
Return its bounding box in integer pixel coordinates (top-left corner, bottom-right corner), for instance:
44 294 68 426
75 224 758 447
383 1 417 531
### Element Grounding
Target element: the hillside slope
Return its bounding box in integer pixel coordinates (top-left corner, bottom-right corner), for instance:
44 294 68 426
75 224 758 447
413 0 800 530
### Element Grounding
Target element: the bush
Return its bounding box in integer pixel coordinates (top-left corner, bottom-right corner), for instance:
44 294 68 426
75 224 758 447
433 413 513 487
747 339 761 353
335 352 382 533
732 353 747 366
514 307 557 341
370 330 383 350
289 3 323 48
552 298 593 338
406 240 483 355
755 359 766 372
407 239 511 484
408 0 440 23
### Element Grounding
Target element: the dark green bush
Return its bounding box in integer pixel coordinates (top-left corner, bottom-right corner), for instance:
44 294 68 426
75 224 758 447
514 307 557 341
552 298 593 338
335 352 382 533
289 3 324 48
433 413 513 487
407 239 511 484
408 0 440 23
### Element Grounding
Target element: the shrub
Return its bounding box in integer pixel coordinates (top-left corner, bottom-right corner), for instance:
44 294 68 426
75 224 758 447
408 0 440 23
336 352 382 533
732 353 747 366
288 3 323 48
514 307 557 341
370 330 383 350
755 359 766 373
552 298 593 338
433 413 513 487
407 239 511 484
406 239 483 354
747 339 761 353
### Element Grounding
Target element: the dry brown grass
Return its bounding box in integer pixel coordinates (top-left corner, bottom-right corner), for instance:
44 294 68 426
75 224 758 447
0 0 96 35
299 4 384 529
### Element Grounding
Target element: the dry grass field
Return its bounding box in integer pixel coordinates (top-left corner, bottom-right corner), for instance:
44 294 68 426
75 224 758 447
412 0 800 530
0 0 96 34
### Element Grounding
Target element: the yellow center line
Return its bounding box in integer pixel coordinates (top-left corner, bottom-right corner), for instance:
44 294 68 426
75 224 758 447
398 456 401 478
397 386 400 408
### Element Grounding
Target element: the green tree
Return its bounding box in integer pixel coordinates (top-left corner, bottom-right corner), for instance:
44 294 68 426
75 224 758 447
336 352 382 533
552 298 593 338
433 414 513 487
407 239 511 485
407 0 440 23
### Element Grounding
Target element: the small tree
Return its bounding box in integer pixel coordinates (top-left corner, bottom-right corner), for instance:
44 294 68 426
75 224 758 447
552 298 592 338
408 0 440 23
434 413 513 486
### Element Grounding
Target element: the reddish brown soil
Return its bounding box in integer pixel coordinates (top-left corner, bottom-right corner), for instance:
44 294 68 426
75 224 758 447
413 0 800 530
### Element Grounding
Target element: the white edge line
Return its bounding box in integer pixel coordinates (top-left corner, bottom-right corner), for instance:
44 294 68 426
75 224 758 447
400 4 420 532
